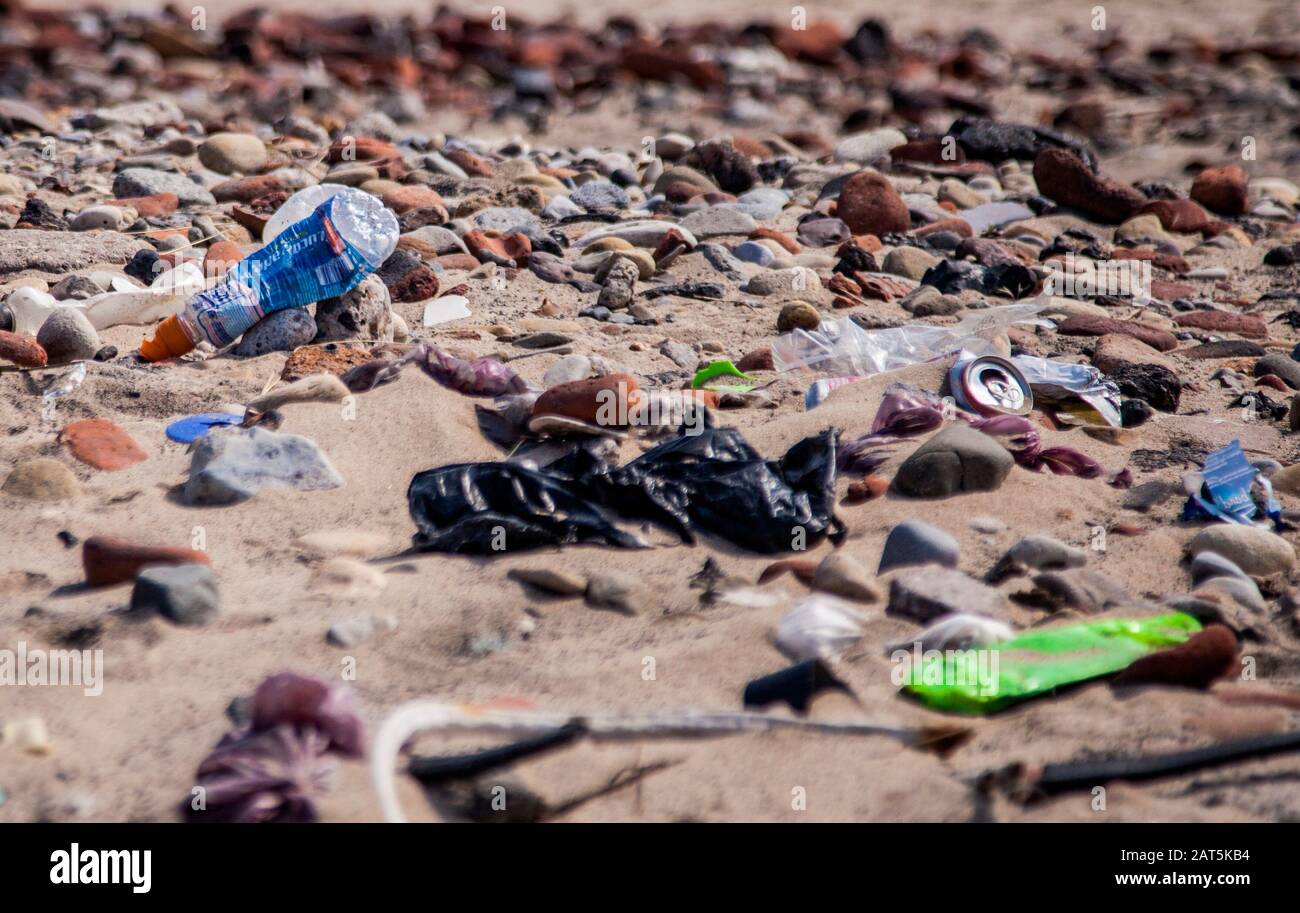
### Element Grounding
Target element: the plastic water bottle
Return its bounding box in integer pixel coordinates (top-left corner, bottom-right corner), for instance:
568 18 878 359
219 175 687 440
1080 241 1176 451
140 187 398 360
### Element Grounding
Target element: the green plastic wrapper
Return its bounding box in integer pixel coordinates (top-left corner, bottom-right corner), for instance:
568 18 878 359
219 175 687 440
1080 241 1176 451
691 360 754 392
901 612 1203 714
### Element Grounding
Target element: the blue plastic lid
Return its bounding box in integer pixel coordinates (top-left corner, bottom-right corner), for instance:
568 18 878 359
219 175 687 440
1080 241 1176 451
166 412 242 443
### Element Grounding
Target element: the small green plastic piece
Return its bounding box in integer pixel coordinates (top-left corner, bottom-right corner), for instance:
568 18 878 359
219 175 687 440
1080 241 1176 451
901 612 1203 714
691 360 754 392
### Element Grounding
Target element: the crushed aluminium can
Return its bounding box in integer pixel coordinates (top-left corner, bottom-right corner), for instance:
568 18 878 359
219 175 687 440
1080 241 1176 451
949 355 1034 417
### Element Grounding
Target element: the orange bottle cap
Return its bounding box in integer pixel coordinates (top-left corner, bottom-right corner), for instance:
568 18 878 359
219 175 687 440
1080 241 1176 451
139 315 196 361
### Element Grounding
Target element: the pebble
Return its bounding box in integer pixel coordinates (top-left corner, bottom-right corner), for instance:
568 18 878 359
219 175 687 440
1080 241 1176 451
1192 165 1249 216
1033 149 1145 223
183 426 345 505
576 221 698 249
1254 353 1300 390
533 373 639 425
59 419 147 471
680 207 757 238
314 275 392 342
235 308 317 356
1175 311 1266 337
1112 626 1238 689
680 141 757 194
1190 551 1252 585
82 535 211 587
1194 576 1266 614
36 308 99 363
1031 569 1129 612
796 217 850 248
1188 525 1295 577
731 188 789 220
776 300 822 332
2 458 80 501
0 329 48 367
811 552 880 603
1110 363 1182 413
732 240 775 266
878 520 960 574
887 567 1007 623
832 127 907 164
1091 333 1177 374
70 205 124 232
969 516 1008 534
197 133 268 175
130 564 221 625
948 115 1096 168
835 171 911 236
745 267 820 296
1056 315 1177 352
571 180 628 212
596 257 639 310
937 178 985 209
112 168 215 206
998 535 1087 574
508 567 589 596
892 424 1013 497
882 247 939 280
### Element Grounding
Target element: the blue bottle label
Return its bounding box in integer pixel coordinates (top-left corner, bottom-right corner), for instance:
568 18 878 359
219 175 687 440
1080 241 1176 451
188 197 373 348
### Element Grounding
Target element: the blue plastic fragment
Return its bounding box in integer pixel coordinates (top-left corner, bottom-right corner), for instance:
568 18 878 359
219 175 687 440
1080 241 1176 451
166 412 242 444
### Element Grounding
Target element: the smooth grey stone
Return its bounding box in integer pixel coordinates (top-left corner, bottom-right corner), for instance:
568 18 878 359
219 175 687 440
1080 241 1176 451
878 520 960 574
732 241 775 266
571 180 628 212
680 207 757 239
472 206 538 233
892 424 1013 498
112 168 215 206
1190 550 1251 585
36 307 99 363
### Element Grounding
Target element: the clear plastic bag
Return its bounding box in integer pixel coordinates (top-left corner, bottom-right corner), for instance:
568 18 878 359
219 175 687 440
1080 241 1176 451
1011 353 1123 427
771 301 1050 377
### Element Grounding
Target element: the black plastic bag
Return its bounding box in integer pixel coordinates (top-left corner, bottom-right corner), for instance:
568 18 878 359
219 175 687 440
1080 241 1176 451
407 426 845 555
407 460 646 553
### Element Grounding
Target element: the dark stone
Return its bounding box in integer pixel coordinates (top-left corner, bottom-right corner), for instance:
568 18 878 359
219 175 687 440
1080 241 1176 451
680 141 759 194
946 114 1097 169
1264 244 1298 267
1110 363 1182 412
920 258 985 294
16 197 68 230
1184 340 1265 359
1255 353 1300 390
832 242 878 276
124 248 161 284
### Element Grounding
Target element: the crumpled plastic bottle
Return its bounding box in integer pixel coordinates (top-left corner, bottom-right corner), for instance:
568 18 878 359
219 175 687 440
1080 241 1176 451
140 186 398 360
